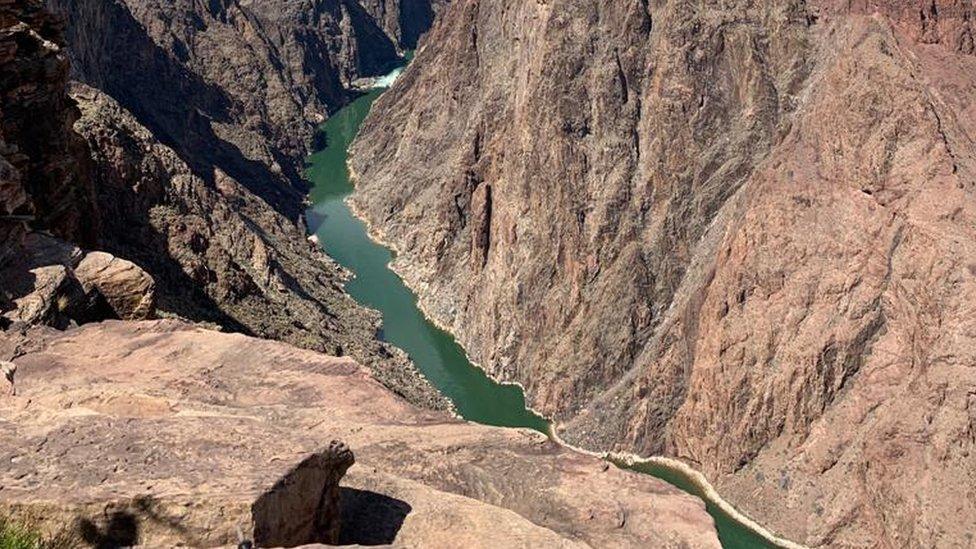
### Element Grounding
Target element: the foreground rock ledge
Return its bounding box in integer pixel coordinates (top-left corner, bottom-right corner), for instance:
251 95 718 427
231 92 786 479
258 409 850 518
0 320 720 548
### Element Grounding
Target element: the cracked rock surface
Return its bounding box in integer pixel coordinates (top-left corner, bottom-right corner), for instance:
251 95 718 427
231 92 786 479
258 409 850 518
0 320 720 548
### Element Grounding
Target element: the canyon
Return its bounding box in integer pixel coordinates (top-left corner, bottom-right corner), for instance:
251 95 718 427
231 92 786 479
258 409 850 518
349 0 976 546
2 0 450 406
3 0 976 546
0 0 722 546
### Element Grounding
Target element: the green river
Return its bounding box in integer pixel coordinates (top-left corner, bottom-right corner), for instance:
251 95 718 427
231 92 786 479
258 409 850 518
305 64 777 549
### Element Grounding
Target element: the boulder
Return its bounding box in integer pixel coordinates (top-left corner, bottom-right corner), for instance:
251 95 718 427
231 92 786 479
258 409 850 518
74 251 155 320
0 264 82 328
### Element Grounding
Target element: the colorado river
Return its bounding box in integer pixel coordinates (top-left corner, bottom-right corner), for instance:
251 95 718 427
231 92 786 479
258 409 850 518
305 63 780 549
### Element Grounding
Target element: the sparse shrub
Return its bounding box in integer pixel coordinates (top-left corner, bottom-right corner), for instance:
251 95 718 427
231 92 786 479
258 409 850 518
0 515 78 549
0 516 42 549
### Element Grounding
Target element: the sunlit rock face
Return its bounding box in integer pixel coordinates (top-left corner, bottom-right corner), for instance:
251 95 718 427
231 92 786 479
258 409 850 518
349 0 976 545
0 319 720 548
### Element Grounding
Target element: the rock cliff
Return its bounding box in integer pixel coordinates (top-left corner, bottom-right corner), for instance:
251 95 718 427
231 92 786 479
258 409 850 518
69 83 443 407
0 0 94 256
349 0 976 546
47 0 450 205
1 0 445 407
0 320 720 548
48 0 416 209
0 0 153 330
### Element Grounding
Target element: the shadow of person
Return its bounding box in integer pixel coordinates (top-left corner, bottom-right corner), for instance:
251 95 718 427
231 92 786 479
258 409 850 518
77 511 139 548
339 487 412 545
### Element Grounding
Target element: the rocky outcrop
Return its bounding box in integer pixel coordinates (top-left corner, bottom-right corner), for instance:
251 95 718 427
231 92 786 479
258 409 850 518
0 320 721 548
73 252 154 320
0 0 95 258
0 232 155 329
2 361 355 547
1 263 79 327
67 83 444 409
349 0 976 546
0 1 156 331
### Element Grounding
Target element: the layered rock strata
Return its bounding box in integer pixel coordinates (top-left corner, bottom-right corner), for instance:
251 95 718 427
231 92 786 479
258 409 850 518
349 0 976 545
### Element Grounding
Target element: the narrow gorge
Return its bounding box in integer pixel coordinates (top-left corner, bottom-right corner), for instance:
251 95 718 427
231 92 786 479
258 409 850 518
2 0 975 547
306 62 789 549
0 0 721 546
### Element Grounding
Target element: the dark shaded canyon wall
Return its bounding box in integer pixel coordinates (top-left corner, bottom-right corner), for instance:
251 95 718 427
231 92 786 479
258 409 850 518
67 83 444 409
0 0 94 258
359 0 442 49
47 0 416 215
349 0 976 546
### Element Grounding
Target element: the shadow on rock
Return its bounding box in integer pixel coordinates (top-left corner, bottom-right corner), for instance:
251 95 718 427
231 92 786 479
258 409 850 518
77 511 139 548
339 488 411 545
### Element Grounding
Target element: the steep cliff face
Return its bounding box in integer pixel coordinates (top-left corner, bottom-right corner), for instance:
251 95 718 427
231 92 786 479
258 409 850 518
0 0 114 328
0 0 94 255
47 0 419 216
349 0 976 545
358 0 445 50
0 0 445 407
67 83 443 407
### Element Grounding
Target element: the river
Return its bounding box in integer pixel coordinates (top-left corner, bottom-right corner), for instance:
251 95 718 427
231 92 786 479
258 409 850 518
305 63 780 549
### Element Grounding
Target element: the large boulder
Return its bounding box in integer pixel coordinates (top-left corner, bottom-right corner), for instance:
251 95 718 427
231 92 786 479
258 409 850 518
74 251 155 320
0 234 154 328
0 264 79 327
1 233 86 329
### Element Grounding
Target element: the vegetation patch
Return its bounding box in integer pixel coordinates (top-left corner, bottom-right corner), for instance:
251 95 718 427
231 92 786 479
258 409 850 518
0 515 75 549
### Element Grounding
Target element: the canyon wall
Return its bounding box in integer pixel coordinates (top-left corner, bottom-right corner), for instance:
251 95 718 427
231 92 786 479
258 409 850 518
47 0 417 215
0 0 94 256
0 3 722 546
0 0 446 407
0 0 130 330
359 0 445 50
68 83 443 406
349 0 976 546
